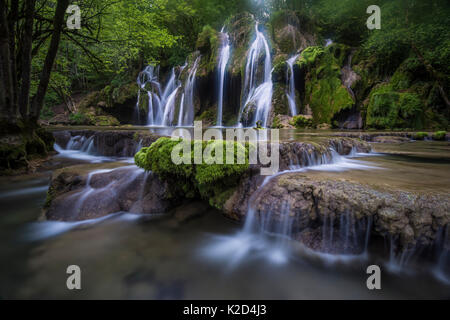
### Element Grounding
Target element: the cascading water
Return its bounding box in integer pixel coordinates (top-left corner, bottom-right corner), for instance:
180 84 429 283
203 145 379 267
178 56 201 126
286 54 300 117
341 51 358 99
238 23 273 127
216 28 231 127
136 65 182 126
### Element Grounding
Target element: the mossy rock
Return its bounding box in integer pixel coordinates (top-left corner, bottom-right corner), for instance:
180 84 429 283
269 10 317 54
90 115 120 127
432 131 447 141
272 83 290 115
290 115 313 128
366 83 424 130
413 132 428 140
196 25 220 76
225 12 255 76
300 46 354 125
296 46 324 69
135 137 251 209
196 109 216 127
0 126 54 172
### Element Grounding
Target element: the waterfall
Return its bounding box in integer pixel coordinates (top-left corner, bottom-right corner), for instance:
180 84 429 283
286 54 300 117
178 56 201 126
238 146 378 259
136 65 182 126
162 86 180 126
341 51 358 99
217 28 231 127
177 93 185 126
238 23 273 127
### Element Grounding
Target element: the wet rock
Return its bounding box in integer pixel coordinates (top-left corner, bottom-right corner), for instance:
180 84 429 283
223 172 450 250
45 164 177 221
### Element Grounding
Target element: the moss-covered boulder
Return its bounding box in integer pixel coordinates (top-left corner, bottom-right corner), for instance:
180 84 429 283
299 46 355 125
135 137 251 209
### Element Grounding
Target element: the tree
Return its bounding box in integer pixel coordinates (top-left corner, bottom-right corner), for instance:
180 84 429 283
0 0 69 131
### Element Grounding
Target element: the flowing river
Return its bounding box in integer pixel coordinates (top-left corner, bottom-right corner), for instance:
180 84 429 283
0 131 449 299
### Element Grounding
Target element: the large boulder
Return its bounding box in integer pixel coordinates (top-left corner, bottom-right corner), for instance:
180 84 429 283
44 164 177 221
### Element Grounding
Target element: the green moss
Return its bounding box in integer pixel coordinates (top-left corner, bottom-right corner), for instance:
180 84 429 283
432 131 447 141
272 115 282 129
92 115 120 126
272 83 290 115
290 115 313 128
134 137 251 209
296 46 324 69
196 25 220 76
413 132 428 140
69 112 91 125
300 46 354 124
366 84 424 130
196 109 216 125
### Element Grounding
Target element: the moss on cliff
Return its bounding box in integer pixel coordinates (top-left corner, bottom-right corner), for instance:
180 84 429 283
300 46 354 125
366 83 424 130
135 137 251 209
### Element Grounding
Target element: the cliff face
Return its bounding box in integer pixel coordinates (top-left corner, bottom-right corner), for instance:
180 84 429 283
58 9 448 131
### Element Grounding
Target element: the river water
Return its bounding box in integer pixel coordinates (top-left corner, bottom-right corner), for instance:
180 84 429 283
0 135 449 299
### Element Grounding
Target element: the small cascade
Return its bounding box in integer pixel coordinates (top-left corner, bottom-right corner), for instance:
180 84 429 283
341 51 358 99
178 56 201 126
286 54 300 117
316 213 373 256
238 23 273 127
324 39 333 47
136 65 183 126
216 28 231 127
203 145 378 267
69 166 145 219
162 85 180 126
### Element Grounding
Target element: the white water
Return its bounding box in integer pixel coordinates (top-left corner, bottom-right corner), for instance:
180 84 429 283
178 56 201 126
162 86 180 126
217 29 231 127
137 66 183 126
286 54 300 116
54 136 112 163
202 147 381 267
25 212 142 241
238 23 273 127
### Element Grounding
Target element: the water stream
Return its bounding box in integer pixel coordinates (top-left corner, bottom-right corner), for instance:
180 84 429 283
0 136 449 299
286 54 300 117
216 28 231 127
238 23 273 127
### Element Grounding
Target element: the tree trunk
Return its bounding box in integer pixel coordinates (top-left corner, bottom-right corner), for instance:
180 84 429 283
0 0 16 125
18 0 36 120
30 0 69 122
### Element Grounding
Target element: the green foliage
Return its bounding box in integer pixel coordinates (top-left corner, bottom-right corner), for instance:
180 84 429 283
296 46 324 68
290 115 313 128
40 105 54 120
366 84 424 130
69 112 90 125
135 137 251 209
432 131 447 141
413 132 428 140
